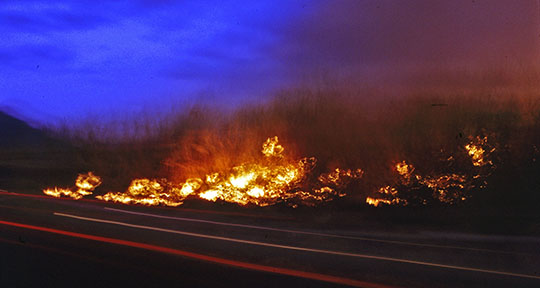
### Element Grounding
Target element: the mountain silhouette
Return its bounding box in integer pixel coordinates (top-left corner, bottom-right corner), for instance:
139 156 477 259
0 110 55 148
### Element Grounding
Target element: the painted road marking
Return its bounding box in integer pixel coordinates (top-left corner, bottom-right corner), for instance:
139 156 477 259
0 191 532 255
104 207 525 255
54 212 540 280
0 219 392 288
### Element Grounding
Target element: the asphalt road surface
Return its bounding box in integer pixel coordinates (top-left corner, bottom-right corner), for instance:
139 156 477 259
1 190 539 288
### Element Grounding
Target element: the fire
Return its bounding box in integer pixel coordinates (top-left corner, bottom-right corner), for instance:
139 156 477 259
465 136 495 167
83 137 363 207
261 136 284 157
365 160 473 207
43 187 79 199
45 134 495 208
199 189 220 201
396 161 413 178
366 136 495 207
318 168 364 187
43 172 102 199
378 185 398 196
96 179 185 206
176 178 202 197
188 158 311 206
365 197 402 207
420 174 469 204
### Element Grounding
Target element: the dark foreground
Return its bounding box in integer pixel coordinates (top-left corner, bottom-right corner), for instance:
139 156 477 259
1 190 539 288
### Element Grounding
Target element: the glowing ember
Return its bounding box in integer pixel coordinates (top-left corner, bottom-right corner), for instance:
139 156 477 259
419 174 469 204
396 161 413 179
366 136 495 207
465 136 495 167
43 172 102 199
318 168 364 187
365 197 401 207
378 186 398 196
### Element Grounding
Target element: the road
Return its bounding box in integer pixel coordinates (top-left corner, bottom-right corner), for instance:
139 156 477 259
1 190 539 287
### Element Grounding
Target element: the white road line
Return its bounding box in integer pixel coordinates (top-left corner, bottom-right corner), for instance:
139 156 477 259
103 207 521 255
54 211 540 280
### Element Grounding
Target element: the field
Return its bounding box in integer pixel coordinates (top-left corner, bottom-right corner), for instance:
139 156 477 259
3 65 540 235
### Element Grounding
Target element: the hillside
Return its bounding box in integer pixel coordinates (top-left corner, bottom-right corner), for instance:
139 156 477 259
0 110 53 148
0 110 77 193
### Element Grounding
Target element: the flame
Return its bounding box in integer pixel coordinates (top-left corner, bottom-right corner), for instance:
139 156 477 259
177 178 202 197
45 135 495 208
378 185 398 196
190 159 310 206
75 172 102 195
318 168 364 187
43 187 80 199
86 137 363 207
43 172 102 199
199 189 220 201
365 197 402 207
367 135 496 207
465 136 495 167
419 174 469 204
97 179 185 206
366 160 471 206
261 136 284 157
396 161 413 178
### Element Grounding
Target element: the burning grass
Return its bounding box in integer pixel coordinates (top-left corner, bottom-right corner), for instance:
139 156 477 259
42 67 540 213
52 137 363 207
43 172 102 200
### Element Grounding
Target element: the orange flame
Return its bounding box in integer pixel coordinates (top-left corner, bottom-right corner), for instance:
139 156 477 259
89 137 363 207
43 172 102 199
46 135 494 208
366 136 495 206
465 136 495 167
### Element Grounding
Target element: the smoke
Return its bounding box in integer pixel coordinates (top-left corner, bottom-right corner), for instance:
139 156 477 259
276 0 540 85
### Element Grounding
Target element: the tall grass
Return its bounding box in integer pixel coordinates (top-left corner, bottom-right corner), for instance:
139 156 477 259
48 65 540 212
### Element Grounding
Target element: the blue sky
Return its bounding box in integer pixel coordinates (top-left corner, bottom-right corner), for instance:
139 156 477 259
1 0 538 125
